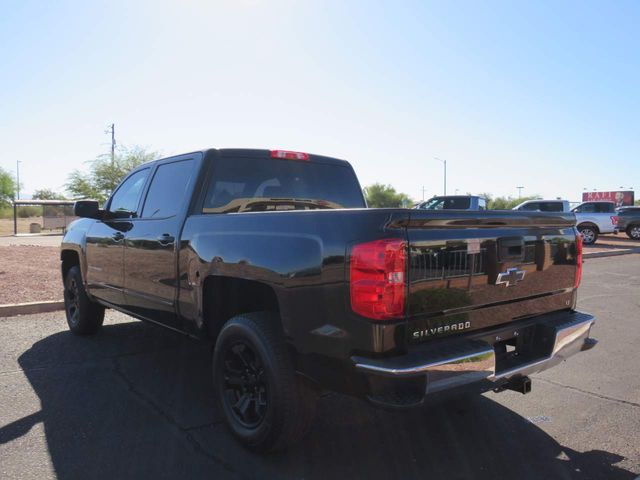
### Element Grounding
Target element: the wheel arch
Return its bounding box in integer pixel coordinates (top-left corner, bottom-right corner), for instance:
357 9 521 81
60 249 81 281
577 222 599 233
201 275 282 342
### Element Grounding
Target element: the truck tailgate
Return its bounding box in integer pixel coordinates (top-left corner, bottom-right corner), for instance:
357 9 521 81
404 211 579 343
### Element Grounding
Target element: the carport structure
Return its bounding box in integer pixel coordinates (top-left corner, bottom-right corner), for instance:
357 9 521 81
11 199 76 235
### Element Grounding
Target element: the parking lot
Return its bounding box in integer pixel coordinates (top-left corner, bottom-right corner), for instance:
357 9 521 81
0 254 638 480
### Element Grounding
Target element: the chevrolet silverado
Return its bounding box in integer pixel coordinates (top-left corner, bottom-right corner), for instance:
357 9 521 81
61 148 596 451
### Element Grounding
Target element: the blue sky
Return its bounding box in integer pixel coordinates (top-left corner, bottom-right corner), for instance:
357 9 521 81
1 0 638 202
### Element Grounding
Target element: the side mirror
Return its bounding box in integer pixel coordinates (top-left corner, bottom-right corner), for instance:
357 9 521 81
74 200 103 219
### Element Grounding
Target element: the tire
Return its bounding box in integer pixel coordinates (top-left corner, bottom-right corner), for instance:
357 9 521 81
63 266 105 335
578 225 598 245
627 224 640 240
212 312 318 452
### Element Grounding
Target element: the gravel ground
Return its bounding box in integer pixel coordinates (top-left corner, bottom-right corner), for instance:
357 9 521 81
0 246 61 304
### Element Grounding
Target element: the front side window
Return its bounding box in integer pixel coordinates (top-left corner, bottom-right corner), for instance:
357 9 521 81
108 168 150 215
421 197 471 210
142 159 195 218
574 203 595 213
520 202 540 211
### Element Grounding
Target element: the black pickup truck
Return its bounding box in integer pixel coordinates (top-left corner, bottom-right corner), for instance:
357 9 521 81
61 148 596 451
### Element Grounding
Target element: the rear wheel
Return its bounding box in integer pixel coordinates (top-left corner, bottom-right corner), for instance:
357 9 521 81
212 312 318 452
627 225 640 240
578 225 598 245
64 266 105 335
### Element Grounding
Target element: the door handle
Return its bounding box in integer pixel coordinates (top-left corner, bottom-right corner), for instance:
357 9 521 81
157 234 175 246
112 232 125 242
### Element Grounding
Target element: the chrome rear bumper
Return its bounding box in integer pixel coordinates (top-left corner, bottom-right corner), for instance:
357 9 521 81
353 311 595 405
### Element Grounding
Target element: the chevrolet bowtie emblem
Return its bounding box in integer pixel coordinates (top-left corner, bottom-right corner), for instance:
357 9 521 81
496 267 525 287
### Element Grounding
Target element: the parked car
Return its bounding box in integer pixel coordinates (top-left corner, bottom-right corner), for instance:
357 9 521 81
414 195 487 210
571 201 618 245
61 148 596 451
512 199 571 212
615 206 640 240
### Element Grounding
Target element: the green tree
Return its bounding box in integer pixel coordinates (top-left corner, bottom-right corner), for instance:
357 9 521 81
33 188 66 200
364 183 414 208
0 166 17 208
66 146 159 203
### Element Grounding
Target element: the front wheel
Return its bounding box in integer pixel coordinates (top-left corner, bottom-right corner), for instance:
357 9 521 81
64 266 105 335
578 226 598 245
212 313 318 452
627 225 640 240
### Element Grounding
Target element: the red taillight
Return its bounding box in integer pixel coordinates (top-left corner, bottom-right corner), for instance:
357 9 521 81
270 150 309 161
611 216 619 225
350 238 406 320
575 234 583 289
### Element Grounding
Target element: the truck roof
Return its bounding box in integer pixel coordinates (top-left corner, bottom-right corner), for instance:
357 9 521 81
136 148 351 169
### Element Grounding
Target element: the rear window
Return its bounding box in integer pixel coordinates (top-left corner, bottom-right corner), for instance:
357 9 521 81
203 157 365 213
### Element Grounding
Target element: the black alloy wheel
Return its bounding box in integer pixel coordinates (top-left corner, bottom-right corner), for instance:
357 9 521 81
221 341 268 428
64 275 81 328
63 265 105 335
212 313 318 451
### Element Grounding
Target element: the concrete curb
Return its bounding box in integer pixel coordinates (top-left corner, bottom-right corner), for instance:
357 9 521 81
584 248 640 259
0 300 64 318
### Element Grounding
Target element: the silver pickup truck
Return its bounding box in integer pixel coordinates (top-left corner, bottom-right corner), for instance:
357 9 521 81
571 201 618 245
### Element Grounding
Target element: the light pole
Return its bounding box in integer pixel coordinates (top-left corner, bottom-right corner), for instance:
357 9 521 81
16 160 21 200
434 157 447 195
105 123 116 164
517 186 524 198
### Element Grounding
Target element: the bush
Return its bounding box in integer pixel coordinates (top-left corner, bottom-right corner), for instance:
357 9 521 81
16 206 41 218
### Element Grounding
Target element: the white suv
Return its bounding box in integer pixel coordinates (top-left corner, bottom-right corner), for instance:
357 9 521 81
571 201 618 245
513 200 571 212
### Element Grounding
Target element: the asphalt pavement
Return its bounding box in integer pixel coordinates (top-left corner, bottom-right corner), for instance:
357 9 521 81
0 255 638 479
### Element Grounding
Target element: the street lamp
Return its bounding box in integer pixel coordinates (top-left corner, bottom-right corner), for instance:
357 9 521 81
517 186 524 198
434 157 447 195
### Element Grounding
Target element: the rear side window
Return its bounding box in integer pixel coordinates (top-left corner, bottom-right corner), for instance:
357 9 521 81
539 202 564 212
596 203 614 213
478 198 487 210
203 157 365 213
142 159 195 218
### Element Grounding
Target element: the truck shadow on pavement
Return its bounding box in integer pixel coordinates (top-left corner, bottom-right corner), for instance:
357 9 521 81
1 320 635 480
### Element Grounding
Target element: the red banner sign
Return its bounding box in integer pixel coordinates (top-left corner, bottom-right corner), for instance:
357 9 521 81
582 191 635 207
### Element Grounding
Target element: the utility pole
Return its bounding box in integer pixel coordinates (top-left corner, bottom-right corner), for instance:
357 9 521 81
107 123 116 164
434 157 447 195
16 160 21 200
517 186 524 198
422 186 426 201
